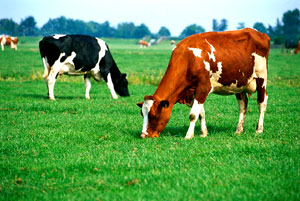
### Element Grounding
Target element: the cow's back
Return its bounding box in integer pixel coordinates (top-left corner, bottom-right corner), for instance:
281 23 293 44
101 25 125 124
39 35 101 71
172 28 269 91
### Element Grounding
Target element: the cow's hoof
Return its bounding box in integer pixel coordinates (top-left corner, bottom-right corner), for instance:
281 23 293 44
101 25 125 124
184 135 194 140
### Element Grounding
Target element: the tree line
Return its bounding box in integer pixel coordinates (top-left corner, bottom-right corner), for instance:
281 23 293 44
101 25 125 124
0 8 299 44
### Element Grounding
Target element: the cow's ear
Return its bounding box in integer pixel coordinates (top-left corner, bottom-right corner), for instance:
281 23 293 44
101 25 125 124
121 73 127 79
144 95 154 100
159 100 169 109
136 101 144 108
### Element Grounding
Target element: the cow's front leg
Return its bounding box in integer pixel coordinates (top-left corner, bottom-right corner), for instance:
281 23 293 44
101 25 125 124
235 93 248 134
84 75 92 99
106 73 118 99
185 100 207 139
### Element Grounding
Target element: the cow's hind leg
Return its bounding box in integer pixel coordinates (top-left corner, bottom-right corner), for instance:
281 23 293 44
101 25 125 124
84 75 92 99
256 78 268 133
42 57 50 98
47 62 62 100
235 93 248 134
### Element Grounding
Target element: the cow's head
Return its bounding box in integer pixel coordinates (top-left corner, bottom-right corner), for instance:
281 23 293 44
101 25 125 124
115 73 130 96
137 96 172 138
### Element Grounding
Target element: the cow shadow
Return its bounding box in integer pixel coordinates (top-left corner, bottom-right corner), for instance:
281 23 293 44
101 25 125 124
131 124 235 139
163 124 234 138
20 92 83 100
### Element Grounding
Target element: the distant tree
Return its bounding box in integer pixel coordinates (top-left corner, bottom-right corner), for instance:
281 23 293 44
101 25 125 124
19 16 39 36
158 26 171 37
40 16 98 36
253 22 267 33
267 25 276 40
133 23 151 38
116 22 135 38
282 8 300 44
180 24 205 38
237 22 245 30
92 21 116 37
213 19 228 31
40 16 68 35
0 18 19 35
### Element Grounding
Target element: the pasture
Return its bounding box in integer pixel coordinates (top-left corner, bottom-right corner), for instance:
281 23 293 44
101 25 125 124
0 37 299 200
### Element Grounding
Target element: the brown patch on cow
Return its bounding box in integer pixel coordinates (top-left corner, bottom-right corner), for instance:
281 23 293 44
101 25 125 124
189 114 196 121
144 95 154 101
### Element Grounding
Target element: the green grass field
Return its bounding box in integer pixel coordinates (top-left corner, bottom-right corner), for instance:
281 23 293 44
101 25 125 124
0 37 299 201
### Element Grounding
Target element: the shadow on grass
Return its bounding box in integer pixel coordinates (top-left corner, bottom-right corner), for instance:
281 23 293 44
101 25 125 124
163 124 234 138
21 92 84 100
130 123 235 139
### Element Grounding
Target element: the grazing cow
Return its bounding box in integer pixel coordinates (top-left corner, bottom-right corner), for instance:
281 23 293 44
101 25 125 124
139 40 149 48
285 39 300 54
137 28 270 139
39 34 130 100
0 35 18 51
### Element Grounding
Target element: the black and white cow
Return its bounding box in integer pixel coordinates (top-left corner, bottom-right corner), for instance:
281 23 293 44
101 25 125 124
39 34 130 100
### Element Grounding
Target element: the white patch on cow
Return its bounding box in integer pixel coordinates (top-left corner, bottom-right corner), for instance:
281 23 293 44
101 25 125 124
1 35 6 51
172 45 177 51
210 62 223 81
53 34 66 39
59 51 79 74
188 47 202 58
252 53 268 87
89 38 108 80
203 60 210 71
106 73 118 99
205 39 216 62
141 100 154 135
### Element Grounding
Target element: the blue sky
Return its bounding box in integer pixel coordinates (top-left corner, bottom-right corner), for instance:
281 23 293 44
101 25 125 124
1 0 299 36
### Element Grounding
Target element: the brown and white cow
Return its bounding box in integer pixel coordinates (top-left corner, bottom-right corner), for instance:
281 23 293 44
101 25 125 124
137 28 270 139
139 40 149 48
0 35 18 51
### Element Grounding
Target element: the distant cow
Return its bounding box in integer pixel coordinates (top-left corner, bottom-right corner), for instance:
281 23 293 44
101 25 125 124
0 35 18 51
139 40 149 48
39 34 130 100
137 28 270 139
